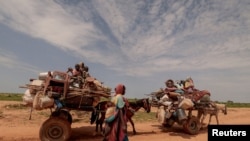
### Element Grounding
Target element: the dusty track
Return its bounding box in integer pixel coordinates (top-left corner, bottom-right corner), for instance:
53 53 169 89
0 101 249 141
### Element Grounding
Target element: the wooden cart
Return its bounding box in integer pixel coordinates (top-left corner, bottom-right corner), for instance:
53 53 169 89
20 71 111 141
148 90 212 135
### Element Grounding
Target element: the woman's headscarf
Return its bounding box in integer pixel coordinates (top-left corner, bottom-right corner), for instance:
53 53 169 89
115 83 125 95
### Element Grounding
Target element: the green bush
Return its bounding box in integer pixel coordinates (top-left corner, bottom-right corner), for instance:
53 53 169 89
0 93 23 101
222 102 250 108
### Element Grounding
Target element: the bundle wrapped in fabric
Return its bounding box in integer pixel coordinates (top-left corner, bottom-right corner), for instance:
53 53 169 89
33 91 54 110
22 89 35 106
22 79 44 106
105 106 115 119
192 90 211 102
38 72 51 80
29 79 44 94
94 79 111 93
85 77 111 95
157 106 166 124
178 98 194 110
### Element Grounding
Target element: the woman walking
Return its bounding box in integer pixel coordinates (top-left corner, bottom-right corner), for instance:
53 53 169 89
103 83 129 141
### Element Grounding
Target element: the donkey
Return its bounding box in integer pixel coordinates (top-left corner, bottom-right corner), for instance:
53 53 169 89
126 98 151 134
197 103 227 128
90 100 111 135
90 98 151 135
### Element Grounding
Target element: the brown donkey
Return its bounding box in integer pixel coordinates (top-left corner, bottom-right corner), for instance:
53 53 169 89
90 98 151 135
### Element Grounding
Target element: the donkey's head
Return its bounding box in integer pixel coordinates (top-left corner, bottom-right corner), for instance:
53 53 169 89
142 98 151 113
128 98 151 113
216 103 227 115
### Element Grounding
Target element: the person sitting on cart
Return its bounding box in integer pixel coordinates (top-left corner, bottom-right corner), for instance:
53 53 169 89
82 65 91 79
183 76 196 94
67 64 84 88
175 80 185 93
183 77 212 105
157 80 184 121
165 79 184 101
79 62 89 79
79 61 85 72
67 64 82 76
73 64 82 76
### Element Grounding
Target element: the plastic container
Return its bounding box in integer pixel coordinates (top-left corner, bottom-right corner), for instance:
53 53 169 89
38 72 48 80
176 108 187 121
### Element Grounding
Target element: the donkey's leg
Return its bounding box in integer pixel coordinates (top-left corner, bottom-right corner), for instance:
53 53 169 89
215 113 219 125
92 122 98 136
100 120 103 132
99 113 105 132
98 119 104 136
197 110 203 122
92 120 98 136
208 114 212 125
128 117 136 134
196 110 203 129
93 112 100 136
95 119 104 135
201 113 207 129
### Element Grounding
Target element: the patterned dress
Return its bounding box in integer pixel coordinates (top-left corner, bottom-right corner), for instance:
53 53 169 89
103 86 129 141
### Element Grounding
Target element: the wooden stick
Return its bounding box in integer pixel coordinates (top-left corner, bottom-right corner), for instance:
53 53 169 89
29 107 33 120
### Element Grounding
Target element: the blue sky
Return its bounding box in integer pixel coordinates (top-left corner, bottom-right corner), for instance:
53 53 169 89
0 0 250 103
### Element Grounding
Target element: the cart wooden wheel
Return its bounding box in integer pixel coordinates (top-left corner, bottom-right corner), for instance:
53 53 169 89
51 109 73 124
183 116 201 135
39 117 71 141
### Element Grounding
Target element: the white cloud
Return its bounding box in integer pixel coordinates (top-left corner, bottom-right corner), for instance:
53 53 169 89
0 0 250 102
0 0 249 77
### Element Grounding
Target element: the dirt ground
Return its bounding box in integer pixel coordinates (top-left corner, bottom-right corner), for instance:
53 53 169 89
0 101 250 141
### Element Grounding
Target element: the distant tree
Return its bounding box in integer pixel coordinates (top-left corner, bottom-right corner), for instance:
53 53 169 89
227 100 234 104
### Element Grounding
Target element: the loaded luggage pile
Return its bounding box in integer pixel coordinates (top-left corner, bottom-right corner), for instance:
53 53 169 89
20 68 111 141
149 77 215 135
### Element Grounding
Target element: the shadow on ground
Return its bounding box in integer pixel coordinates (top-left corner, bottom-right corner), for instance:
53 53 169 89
69 126 103 141
151 123 208 139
